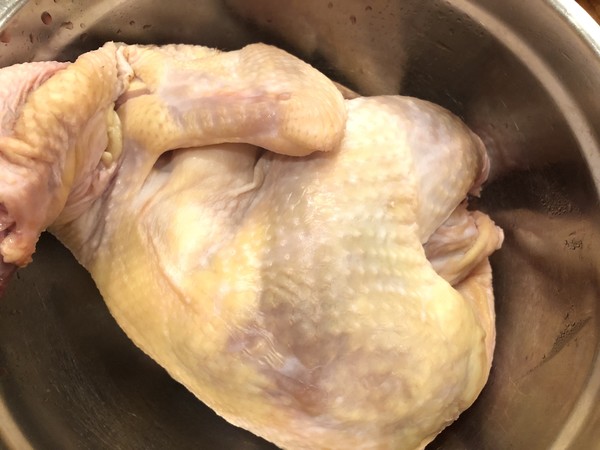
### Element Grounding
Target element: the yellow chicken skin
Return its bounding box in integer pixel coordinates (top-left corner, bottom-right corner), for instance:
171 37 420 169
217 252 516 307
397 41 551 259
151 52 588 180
0 42 502 449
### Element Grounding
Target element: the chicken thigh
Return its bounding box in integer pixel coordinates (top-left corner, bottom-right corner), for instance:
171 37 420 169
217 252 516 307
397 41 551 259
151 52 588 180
0 42 502 449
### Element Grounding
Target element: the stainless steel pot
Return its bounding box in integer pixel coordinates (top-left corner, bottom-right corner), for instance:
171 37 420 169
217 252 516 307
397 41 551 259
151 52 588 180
0 0 599 448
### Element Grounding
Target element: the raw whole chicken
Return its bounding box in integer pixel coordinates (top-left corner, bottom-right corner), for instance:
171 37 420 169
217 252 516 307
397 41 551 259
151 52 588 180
0 42 503 449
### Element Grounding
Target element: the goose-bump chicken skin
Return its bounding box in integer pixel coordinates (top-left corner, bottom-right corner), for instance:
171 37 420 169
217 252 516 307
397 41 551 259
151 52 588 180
0 42 502 450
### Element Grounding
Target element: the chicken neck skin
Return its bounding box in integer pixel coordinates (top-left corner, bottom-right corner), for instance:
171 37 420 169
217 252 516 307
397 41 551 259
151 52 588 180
0 43 502 450
0 47 125 286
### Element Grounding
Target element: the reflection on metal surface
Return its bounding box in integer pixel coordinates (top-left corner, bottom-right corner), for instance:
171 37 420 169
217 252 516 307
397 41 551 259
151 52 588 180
0 0 599 449
0 400 32 450
0 0 27 30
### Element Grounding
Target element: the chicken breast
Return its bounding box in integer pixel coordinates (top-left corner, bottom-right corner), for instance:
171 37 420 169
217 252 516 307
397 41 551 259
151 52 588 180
0 42 502 449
